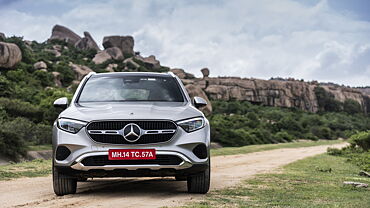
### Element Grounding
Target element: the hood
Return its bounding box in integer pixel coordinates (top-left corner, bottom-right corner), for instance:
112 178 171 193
59 102 203 122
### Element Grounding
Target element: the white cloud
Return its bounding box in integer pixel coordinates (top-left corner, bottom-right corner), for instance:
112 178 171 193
0 0 369 86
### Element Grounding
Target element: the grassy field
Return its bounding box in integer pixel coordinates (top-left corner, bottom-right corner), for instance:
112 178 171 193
0 159 51 180
211 140 344 156
184 154 370 208
0 140 344 181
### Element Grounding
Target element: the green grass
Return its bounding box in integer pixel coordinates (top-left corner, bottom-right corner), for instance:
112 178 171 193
0 159 51 181
184 154 370 208
211 140 344 156
27 144 52 151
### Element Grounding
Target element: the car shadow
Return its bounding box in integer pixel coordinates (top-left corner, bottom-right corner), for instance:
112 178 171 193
76 177 190 197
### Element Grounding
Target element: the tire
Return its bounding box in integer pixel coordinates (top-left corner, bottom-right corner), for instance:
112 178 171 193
53 164 77 196
77 177 88 182
187 160 210 194
175 175 187 181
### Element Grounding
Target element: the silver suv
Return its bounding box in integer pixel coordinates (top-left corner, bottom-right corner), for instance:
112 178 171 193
52 72 210 196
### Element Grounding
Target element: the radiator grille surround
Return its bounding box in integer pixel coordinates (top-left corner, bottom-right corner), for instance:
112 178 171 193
86 120 177 144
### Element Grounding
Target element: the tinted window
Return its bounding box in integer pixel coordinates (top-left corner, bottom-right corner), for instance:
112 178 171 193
78 76 184 102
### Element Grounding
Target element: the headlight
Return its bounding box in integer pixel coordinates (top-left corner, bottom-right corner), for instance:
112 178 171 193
177 117 205 133
57 118 87 134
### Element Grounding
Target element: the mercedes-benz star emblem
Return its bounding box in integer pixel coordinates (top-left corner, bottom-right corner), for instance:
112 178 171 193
122 123 142 142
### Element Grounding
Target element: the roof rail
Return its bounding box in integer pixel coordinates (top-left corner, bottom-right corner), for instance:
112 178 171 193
87 71 96 77
168 71 176 77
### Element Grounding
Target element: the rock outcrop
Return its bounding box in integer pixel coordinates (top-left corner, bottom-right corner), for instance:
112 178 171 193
135 55 160 69
201 68 209 78
49 25 99 51
106 47 124 60
92 50 112 64
185 84 212 115
75 32 100 51
103 36 134 55
170 68 195 79
0 42 22 68
0 32 5 40
179 69 370 113
33 61 47 70
51 71 62 87
69 63 93 81
49 25 81 45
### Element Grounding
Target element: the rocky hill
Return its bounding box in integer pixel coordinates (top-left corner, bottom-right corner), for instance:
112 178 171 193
1 25 369 116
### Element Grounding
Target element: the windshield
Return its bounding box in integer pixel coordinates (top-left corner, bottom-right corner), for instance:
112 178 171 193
77 76 185 103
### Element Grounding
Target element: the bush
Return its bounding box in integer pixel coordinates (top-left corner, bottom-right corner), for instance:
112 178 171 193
275 131 294 142
350 131 370 151
0 98 43 122
343 99 362 114
0 75 13 97
0 128 26 160
311 126 333 140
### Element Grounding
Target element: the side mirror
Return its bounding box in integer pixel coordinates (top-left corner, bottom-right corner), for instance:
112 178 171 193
193 96 207 108
53 97 69 109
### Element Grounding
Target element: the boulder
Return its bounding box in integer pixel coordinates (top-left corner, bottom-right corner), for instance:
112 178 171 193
0 32 5 40
51 72 62 87
49 24 82 45
123 57 140 69
69 63 93 81
201 68 209 78
135 55 160 69
92 50 112 64
105 63 118 72
75 31 100 51
103 36 134 55
43 48 61 57
92 47 123 65
170 68 186 79
0 42 22 68
170 68 195 79
185 84 212 115
33 61 47 70
106 47 124 60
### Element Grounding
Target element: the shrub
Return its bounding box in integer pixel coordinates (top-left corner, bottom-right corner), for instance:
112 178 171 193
350 131 370 151
311 126 333 140
343 99 362 114
0 75 12 97
0 98 43 122
0 128 26 160
274 131 294 142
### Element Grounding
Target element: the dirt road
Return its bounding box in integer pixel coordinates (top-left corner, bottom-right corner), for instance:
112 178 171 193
0 143 346 208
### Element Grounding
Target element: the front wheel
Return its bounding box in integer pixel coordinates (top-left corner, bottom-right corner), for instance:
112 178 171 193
187 160 210 194
53 164 77 196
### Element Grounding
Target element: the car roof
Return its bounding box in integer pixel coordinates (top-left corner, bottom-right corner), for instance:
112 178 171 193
91 72 173 78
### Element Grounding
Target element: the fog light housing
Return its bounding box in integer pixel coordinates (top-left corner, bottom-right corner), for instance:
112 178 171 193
56 146 71 161
192 144 208 159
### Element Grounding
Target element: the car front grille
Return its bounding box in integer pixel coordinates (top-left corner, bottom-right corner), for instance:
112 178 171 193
86 120 177 144
81 155 183 166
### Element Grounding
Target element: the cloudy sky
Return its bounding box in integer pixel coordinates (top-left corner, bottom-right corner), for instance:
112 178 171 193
0 0 370 86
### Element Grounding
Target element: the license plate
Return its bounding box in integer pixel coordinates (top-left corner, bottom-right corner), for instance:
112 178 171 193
108 149 156 160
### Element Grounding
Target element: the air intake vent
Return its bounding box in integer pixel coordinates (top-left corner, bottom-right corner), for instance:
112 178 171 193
192 144 208 159
55 146 71 161
81 155 183 166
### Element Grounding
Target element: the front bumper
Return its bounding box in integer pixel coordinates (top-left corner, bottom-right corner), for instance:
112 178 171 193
70 150 193 171
52 121 210 176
